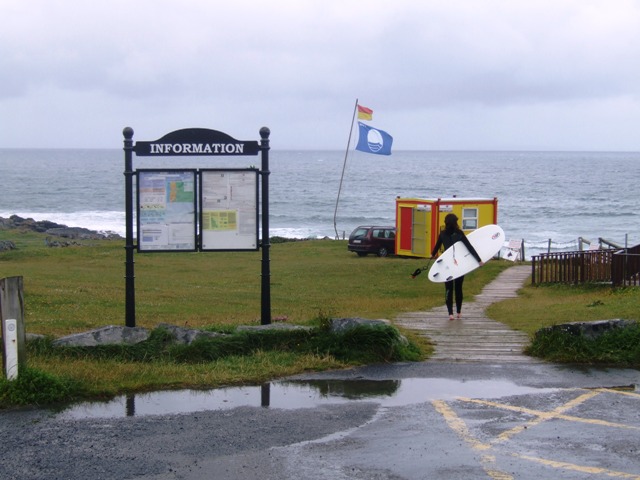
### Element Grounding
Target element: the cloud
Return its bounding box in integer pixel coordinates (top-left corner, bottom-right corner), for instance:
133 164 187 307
1 0 640 149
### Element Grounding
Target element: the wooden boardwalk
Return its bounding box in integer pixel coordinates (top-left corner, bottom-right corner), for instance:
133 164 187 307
395 265 541 363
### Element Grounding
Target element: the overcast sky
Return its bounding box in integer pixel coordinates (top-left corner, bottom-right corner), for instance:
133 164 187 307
2 0 640 151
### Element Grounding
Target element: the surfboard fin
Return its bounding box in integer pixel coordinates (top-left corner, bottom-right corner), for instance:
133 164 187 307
445 276 453 281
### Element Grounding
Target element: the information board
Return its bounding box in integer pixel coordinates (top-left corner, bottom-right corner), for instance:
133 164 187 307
137 170 197 251
200 169 259 251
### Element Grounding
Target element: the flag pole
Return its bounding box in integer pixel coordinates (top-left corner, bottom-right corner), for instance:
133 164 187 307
334 98 359 239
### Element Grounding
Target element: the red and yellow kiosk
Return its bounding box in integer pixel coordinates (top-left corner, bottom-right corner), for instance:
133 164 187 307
395 197 498 258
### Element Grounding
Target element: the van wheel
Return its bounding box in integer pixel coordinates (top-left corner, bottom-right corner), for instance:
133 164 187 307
377 247 389 257
357 252 367 257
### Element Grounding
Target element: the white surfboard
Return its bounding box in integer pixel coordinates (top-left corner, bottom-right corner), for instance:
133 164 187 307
428 224 504 283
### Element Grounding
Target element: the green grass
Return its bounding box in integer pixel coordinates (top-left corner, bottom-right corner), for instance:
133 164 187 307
28 324 420 365
0 229 508 334
526 324 640 368
1 324 421 406
0 228 509 407
487 282 640 335
0 367 87 406
5 226 638 408
526 322 640 366
487 281 640 366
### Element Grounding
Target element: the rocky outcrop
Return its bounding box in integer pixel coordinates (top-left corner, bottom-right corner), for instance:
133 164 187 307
328 317 408 346
328 317 391 333
157 323 225 343
237 323 312 332
52 325 150 347
536 318 637 339
50 324 226 347
0 240 16 251
0 215 121 240
44 319 401 348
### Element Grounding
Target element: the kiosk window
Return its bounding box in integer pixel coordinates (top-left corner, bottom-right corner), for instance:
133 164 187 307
462 208 478 230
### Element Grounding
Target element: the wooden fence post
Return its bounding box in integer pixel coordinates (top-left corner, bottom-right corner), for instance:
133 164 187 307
1 276 26 379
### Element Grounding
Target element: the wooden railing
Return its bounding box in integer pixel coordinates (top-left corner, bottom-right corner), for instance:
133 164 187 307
611 245 640 287
531 249 614 285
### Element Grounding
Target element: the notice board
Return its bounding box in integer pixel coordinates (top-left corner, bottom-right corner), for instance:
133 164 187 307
137 169 197 251
200 169 259 251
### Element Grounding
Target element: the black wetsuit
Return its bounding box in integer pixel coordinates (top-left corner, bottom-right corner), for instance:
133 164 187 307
431 229 482 316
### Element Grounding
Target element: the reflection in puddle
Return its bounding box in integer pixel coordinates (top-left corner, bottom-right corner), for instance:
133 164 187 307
56 378 557 420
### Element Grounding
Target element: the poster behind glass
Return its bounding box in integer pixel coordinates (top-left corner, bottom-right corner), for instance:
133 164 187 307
200 169 259 251
137 170 197 252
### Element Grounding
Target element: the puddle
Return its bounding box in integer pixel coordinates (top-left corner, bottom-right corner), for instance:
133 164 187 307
56 378 558 419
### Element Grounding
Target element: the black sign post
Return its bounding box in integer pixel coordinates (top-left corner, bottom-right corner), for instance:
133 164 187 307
122 127 136 327
259 127 271 326
122 127 271 328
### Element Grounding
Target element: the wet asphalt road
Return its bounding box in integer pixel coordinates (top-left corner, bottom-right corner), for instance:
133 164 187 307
1 361 639 480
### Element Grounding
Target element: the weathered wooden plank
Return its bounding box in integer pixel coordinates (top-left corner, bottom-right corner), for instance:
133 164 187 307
395 265 540 363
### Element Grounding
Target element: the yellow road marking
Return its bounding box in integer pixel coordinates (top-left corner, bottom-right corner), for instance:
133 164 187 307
486 390 601 443
513 453 640 479
432 400 491 452
460 393 640 433
595 388 640 399
432 400 514 480
432 388 640 478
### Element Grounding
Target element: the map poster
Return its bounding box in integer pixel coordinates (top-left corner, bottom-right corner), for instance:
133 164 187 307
137 170 197 251
200 169 259 251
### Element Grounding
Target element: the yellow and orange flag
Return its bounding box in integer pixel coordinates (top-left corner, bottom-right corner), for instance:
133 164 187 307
357 104 373 121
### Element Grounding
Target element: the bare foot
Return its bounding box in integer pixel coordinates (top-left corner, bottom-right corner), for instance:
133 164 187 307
449 314 454 321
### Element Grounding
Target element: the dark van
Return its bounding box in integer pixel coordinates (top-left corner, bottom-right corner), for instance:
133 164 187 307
347 226 396 257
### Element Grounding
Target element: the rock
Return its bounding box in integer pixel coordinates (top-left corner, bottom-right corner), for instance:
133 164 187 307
329 317 390 334
329 317 409 346
45 319 406 349
0 215 121 239
52 325 150 347
237 323 313 332
536 319 637 339
44 237 82 247
2 215 66 233
45 227 119 240
0 240 16 252
50 324 228 348
26 333 47 341
157 323 224 345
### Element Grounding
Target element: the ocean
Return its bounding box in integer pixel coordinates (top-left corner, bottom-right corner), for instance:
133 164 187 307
1 149 639 258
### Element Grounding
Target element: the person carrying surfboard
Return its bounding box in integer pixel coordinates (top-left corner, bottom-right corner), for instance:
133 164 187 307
431 213 484 321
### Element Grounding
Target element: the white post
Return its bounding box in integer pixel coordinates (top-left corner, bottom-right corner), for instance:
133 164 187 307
1 276 26 378
4 318 18 380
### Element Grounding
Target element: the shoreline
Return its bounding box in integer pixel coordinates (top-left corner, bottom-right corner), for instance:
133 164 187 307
0 215 318 243
0 215 122 240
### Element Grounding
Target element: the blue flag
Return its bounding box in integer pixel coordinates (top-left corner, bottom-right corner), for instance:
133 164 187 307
355 122 393 155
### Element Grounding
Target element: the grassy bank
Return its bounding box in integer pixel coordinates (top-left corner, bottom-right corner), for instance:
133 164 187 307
0 230 507 333
487 282 640 335
5 324 421 406
1 228 509 406
488 281 640 367
4 227 638 407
